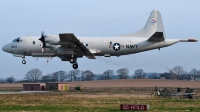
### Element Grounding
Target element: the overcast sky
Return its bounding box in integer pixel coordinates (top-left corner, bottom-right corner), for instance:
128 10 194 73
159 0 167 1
0 0 199 79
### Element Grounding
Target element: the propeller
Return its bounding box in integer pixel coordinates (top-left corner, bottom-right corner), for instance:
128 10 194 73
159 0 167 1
39 31 46 53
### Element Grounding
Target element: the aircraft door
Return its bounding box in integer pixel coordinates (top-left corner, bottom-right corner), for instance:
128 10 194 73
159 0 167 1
103 40 108 52
103 40 108 49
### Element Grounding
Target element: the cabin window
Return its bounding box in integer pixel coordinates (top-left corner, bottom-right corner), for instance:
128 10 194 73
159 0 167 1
33 41 35 44
16 38 20 42
86 43 88 46
12 37 20 42
110 41 112 45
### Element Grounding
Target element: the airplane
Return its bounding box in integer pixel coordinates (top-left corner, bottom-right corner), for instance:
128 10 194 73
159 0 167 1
2 10 198 69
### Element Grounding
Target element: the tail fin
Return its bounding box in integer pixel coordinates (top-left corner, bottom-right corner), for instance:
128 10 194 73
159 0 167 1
122 10 166 40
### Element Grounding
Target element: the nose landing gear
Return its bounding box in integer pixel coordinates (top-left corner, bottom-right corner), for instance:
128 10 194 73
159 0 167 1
22 60 26 64
22 56 26 64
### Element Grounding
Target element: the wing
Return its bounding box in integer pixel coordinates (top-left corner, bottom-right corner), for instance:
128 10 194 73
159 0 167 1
59 33 95 59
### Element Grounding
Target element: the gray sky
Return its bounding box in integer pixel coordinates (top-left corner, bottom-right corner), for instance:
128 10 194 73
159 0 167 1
0 0 199 79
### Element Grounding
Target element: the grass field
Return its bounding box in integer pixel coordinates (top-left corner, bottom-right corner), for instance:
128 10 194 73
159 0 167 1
0 93 200 112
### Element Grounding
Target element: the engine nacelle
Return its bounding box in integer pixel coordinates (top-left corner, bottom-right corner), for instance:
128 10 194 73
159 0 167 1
45 34 60 44
45 43 55 48
44 34 73 45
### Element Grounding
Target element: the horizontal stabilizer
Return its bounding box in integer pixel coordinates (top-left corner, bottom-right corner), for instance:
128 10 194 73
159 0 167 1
148 32 165 41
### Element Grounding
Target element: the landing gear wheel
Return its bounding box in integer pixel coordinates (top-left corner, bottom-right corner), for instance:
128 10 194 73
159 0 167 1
70 58 76 64
72 63 78 69
22 60 26 64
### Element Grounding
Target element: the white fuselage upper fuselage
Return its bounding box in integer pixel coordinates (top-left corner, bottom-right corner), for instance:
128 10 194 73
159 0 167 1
3 35 180 58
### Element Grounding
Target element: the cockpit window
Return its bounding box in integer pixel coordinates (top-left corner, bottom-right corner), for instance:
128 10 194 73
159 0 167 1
12 37 20 42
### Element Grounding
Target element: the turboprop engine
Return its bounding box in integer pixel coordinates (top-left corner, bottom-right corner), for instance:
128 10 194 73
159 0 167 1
45 34 60 44
38 32 59 53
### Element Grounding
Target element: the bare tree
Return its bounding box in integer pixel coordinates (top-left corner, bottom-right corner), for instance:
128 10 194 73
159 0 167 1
190 69 198 80
81 70 95 81
134 69 146 79
102 70 114 80
51 72 59 82
196 70 200 80
5 76 15 83
178 72 191 80
0 78 5 83
41 74 52 82
116 68 129 79
44 71 67 82
160 72 171 79
95 74 104 80
148 73 160 79
24 68 42 82
69 70 80 81
80 70 85 81
171 66 184 79
52 71 67 82
43 73 55 82
167 66 189 80
58 71 68 82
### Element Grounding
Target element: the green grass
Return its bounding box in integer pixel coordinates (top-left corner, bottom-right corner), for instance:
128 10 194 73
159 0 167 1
0 93 199 112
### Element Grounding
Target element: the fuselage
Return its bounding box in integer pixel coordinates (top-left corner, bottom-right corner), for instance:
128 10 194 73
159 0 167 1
2 36 180 58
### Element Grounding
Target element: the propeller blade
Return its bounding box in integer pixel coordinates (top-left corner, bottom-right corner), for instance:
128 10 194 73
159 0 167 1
43 42 46 48
39 31 46 48
42 48 46 54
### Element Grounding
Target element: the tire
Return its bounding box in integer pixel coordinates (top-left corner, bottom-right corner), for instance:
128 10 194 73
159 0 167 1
72 64 78 69
22 60 26 64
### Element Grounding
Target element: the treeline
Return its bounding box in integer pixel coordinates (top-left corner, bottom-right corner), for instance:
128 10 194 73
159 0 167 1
0 66 200 83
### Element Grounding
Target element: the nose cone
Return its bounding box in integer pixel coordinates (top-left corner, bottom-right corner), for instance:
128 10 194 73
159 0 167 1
2 44 9 52
2 45 6 51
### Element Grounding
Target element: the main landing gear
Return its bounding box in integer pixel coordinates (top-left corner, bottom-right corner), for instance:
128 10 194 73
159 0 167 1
22 56 26 64
72 63 78 69
70 54 78 69
69 58 76 64
70 58 78 69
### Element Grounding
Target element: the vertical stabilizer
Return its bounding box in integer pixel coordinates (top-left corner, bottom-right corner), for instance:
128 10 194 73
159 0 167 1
122 10 165 39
